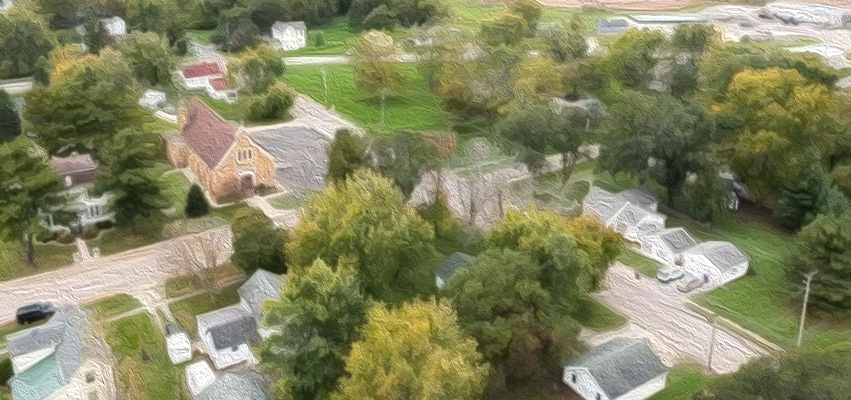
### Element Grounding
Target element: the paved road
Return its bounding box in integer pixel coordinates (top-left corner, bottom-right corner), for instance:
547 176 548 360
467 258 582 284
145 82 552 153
591 264 770 374
284 53 417 66
0 227 233 324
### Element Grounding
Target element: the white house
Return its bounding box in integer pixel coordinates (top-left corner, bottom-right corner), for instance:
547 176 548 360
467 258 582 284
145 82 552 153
6 307 116 400
680 241 749 287
186 360 217 397
563 337 668 400
639 227 697 264
197 270 286 369
271 21 307 51
43 153 113 233
583 186 664 243
74 17 126 38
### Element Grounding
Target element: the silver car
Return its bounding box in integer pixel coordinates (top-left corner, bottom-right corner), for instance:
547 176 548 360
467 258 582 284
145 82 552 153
676 272 705 293
656 264 684 283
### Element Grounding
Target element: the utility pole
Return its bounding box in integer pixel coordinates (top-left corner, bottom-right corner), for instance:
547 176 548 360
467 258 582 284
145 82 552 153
797 271 817 347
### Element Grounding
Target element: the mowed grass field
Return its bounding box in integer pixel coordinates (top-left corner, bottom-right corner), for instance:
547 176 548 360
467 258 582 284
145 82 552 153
283 64 448 131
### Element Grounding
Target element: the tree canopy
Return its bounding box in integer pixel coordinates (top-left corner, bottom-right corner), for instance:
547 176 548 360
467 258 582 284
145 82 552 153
262 259 370 400
287 168 438 302
0 90 21 142
0 11 55 79
334 297 489 400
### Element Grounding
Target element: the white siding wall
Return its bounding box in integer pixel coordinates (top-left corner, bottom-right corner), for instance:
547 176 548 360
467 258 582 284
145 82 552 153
614 373 667 400
563 368 610 400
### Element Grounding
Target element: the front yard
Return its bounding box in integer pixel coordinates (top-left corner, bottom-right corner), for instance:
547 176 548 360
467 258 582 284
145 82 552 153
169 282 242 338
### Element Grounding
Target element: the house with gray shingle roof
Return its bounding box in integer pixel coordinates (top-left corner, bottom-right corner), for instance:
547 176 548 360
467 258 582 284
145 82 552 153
640 227 697 264
197 371 270 400
563 337 667 400
583 186 664 244
435 252 476 289
6 306 115 400
197 269 286 370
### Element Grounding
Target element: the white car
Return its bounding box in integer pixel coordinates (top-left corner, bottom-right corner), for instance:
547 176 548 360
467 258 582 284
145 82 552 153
656 264 684 283
676 272 705 293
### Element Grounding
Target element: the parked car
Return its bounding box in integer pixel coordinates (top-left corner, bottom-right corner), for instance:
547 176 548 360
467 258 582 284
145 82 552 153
656 264 684 283
16 302 56 325
676 273 705 293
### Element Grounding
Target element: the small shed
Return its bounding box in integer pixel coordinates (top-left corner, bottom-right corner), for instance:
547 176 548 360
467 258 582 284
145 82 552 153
165 322 192 365
680 241 749 287
563 337 667 400
435 252 476 290
271 21 307 51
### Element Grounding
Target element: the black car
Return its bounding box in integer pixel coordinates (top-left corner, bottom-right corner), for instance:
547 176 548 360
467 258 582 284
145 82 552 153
16 302 56 325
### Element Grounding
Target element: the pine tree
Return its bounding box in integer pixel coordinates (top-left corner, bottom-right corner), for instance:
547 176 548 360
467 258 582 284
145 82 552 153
184 184 210 218
0 90 21 142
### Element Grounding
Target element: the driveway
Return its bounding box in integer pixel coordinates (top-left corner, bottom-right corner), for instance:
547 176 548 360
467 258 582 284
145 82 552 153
590 263 771 374
0 227 233 324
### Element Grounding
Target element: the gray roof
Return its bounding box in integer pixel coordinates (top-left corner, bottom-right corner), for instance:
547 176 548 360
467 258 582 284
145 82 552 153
209 315 259 350
246 123 332 193
436 252 476 283
198 372 270 400
656 228 697 254
584 186 659 222
685 241 748 274
612 203 652 227
238 270 286 318
567 337 666 399
7 307 84 400
272 21 306 32
198 305 261 350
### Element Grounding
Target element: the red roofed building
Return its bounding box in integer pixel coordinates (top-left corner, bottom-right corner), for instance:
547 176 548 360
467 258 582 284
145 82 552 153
167 99 277 200
177 60 237 103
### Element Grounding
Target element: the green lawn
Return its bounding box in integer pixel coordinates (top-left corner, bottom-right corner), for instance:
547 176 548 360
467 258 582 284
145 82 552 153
86 294 142 320
165 275 203 298
169 283 241 338
267 193 308 210
649 365 716 400
571 297 627 331
283 64 448 131
617 248 660 277
185 29 214 44
0 241 75 282
103 313 186 399
667 215 802 347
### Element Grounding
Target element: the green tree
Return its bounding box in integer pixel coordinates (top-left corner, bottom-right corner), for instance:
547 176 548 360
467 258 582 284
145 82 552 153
792 209 851 310
0 137 61 265
326 129 369 182
228 44 286 94
184 184 210 218
600 28 665 87
371 130 446 196
352 30 404 125
542 24 587 62
0 90 21 142
82 15 114 55
94 128 170 229
348 0 444 28
672 23 715 53
248 0 340 30
262 259 370 400
245 82 296 122
694 349 851 399
24 49 147 156
0 11 55 79
231 207 288 275
479 12 527 47
334 297 489 400
448 249 582 392
211 6 260 52
116 31 175 86
287 168 438 302
600 91 718 205
496 103 593 182
507 0 543 33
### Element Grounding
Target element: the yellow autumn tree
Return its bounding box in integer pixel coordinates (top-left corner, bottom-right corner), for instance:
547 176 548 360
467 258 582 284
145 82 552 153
334 298 489 400
48 44 96 83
